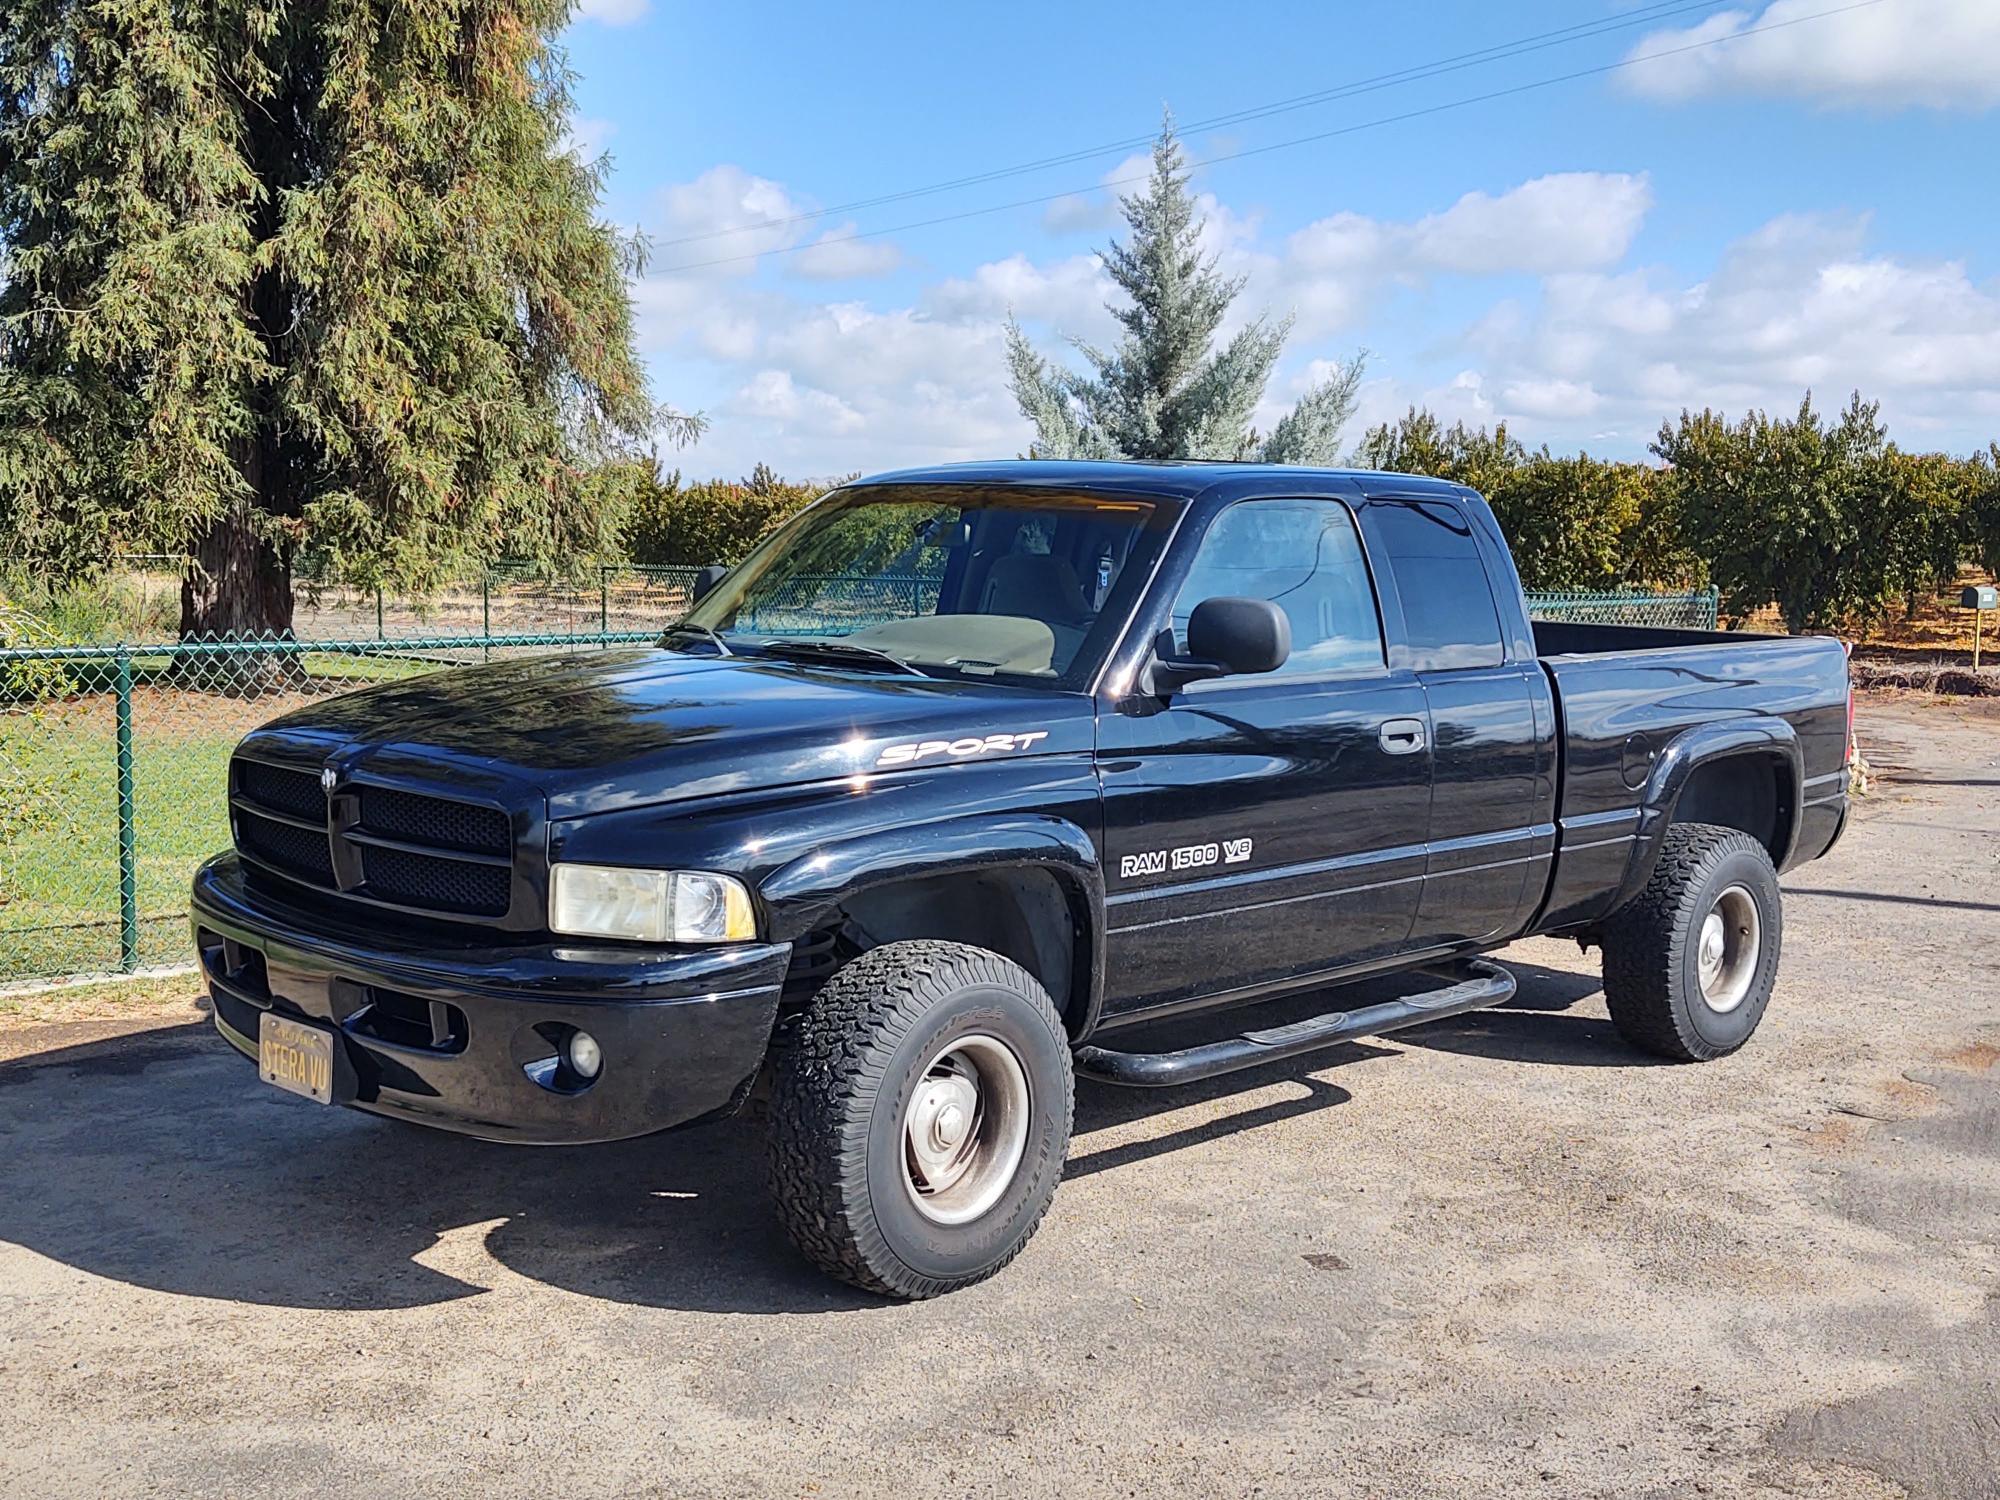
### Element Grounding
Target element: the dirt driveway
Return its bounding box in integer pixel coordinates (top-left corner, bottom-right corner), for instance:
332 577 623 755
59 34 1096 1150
2 693 1995 1500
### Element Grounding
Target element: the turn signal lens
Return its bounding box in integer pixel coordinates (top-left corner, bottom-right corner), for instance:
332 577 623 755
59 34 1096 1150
668 870 757 943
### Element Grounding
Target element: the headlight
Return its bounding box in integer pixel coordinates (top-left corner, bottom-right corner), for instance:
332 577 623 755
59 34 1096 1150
549 865 756 943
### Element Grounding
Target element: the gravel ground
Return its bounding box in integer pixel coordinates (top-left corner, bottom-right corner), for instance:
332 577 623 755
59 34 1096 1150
1 691 1995 1500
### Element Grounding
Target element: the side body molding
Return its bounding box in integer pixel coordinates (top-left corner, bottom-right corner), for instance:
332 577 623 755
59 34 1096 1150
1611 718 1803 912
759 812 1108 1032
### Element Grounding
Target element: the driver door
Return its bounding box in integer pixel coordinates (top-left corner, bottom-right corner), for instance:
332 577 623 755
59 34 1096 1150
1097 497 1433 1016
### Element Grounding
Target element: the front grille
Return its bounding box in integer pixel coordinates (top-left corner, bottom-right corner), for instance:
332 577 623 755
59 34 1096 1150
237 760 325 822
360 785 509 855
229 753 518 922
237 808 336 885
361 844 510 917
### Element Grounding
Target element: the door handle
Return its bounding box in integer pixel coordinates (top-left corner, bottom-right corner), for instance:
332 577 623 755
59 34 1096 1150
1378 717 1427 755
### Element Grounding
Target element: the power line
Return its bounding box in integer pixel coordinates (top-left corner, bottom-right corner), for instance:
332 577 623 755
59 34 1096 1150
654 0 1734 251
657 0 1890 276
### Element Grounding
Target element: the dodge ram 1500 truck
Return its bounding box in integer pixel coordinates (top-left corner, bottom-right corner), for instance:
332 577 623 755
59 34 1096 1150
193 461 1851 1297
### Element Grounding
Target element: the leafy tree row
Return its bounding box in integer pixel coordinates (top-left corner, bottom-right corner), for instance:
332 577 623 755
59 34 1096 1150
619 459 835 567
1355 395 2000 632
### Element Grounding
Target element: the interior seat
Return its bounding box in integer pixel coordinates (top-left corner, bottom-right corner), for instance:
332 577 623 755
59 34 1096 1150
980 554 1091 628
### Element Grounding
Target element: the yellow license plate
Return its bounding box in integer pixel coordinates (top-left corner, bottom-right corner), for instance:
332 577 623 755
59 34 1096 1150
259 1013 335 1104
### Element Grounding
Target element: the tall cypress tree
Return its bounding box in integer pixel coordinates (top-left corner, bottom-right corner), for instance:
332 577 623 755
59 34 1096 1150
1005 116 1363 464
0 1 689 639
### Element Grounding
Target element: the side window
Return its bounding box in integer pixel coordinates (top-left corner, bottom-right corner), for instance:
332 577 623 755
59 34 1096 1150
1368 500 1505 670
1171 499 1384 678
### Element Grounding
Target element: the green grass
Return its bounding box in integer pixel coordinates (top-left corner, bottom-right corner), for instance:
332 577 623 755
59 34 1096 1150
1 711 235 977
0 658 434 981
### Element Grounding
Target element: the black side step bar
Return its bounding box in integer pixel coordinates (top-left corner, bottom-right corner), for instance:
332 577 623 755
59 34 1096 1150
1071 959 1516 1088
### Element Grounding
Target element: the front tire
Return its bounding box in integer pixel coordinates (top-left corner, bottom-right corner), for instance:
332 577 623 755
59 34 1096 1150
766 940 1074 1298
1600 822 1783 1062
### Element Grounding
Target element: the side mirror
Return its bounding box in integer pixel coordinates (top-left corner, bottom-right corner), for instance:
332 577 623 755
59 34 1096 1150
691 564 728 603
1143 597 1291 694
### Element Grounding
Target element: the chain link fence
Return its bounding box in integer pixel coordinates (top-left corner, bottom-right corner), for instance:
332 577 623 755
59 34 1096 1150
1526 587 1719 629
1 580 1717 985
0 555 703 646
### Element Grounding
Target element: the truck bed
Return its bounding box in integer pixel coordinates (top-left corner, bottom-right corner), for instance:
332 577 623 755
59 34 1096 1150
1529 621 1851 934
1531 619 1771 656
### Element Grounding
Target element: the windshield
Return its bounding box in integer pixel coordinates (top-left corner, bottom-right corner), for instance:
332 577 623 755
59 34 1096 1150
676 484 1173 688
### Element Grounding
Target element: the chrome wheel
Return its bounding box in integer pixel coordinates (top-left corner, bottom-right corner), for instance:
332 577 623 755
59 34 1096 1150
901 1033 1030 1226
1696 884 1761 1014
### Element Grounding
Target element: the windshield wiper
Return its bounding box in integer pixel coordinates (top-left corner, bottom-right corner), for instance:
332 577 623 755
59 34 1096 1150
660 622 734 656
756 637 928 677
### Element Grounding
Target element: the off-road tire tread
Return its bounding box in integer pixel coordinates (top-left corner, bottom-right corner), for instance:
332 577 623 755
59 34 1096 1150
1600 822 1774 1062
765 940 1072 1299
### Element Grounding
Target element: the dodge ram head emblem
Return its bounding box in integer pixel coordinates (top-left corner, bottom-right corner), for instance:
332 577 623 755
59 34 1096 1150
320 765 337 795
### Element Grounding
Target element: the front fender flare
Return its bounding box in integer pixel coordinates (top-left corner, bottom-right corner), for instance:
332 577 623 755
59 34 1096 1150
1611 719 1803 913
759 812 1106 1032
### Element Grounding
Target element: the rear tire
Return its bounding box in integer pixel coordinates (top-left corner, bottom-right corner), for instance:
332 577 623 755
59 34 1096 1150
1600 822 1782 1062
765 940 1074 1298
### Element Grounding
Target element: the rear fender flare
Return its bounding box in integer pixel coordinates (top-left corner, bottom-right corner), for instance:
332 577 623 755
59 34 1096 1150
1613 720 1803 911
759 813 1106 1032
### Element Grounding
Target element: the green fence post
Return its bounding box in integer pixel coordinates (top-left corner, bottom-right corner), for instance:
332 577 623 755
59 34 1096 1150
114 649 139 973
481 571 491 661
375 586 384 639
599 565 609 641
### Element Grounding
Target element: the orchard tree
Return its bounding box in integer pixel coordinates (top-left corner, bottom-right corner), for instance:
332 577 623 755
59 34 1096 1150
1655 393 1896 631
1961 444 2000 583
1005 116 1364 464
0 0 693 641
1350 407 1527 500
1871 449 1978 617
1351 408 1693 592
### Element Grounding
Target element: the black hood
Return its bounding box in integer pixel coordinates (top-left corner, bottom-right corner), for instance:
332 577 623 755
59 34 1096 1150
246 648 1092 818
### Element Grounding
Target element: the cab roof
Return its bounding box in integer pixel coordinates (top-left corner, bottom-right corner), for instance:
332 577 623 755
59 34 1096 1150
851 459 1470 505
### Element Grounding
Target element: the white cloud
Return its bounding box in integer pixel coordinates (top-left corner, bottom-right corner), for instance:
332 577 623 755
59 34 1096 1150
630 160 2000 481
1040 152 1150 234
1408 174 1653 274
574 0 649 24
731 371 865 434
1042 194 1112 234
1622 0 2000 109
1442 213 2000 448
1500 377 1607 420
561 116 616 162
789 225 903 281
656 166 809 278
1270 173 1651 335
925 253 1113 334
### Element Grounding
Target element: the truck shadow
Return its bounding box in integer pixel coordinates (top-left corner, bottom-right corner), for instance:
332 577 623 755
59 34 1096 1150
0 958 1638 1317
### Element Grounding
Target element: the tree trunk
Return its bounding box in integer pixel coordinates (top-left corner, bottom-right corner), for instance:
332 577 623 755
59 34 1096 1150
179 506 298 695
179 508 293 639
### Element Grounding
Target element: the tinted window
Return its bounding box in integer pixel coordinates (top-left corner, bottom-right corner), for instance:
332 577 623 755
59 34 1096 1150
1369 500 1505 670
682 485 1166 687
1171 500 1384 678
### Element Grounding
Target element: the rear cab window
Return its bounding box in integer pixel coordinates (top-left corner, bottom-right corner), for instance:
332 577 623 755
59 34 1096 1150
1366 499 1507 671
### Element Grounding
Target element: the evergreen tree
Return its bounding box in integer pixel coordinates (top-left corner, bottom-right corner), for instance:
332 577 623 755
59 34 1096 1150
1005 116 1363 464
0 0 694 640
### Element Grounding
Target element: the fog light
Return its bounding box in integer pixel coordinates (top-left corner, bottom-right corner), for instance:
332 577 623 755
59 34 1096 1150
567 1030 603 1080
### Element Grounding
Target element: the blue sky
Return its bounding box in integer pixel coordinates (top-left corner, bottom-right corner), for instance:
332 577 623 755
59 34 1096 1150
561 0 2000 480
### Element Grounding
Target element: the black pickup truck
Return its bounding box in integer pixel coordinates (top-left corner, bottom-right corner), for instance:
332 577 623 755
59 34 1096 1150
193 461 1851 1297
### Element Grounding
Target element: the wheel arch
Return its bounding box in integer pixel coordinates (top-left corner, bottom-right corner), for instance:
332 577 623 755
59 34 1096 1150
759 813 1105 1037
1611 721 1801 914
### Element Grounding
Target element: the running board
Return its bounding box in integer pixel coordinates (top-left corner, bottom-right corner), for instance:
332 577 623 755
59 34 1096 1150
1071 959 1516 1088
